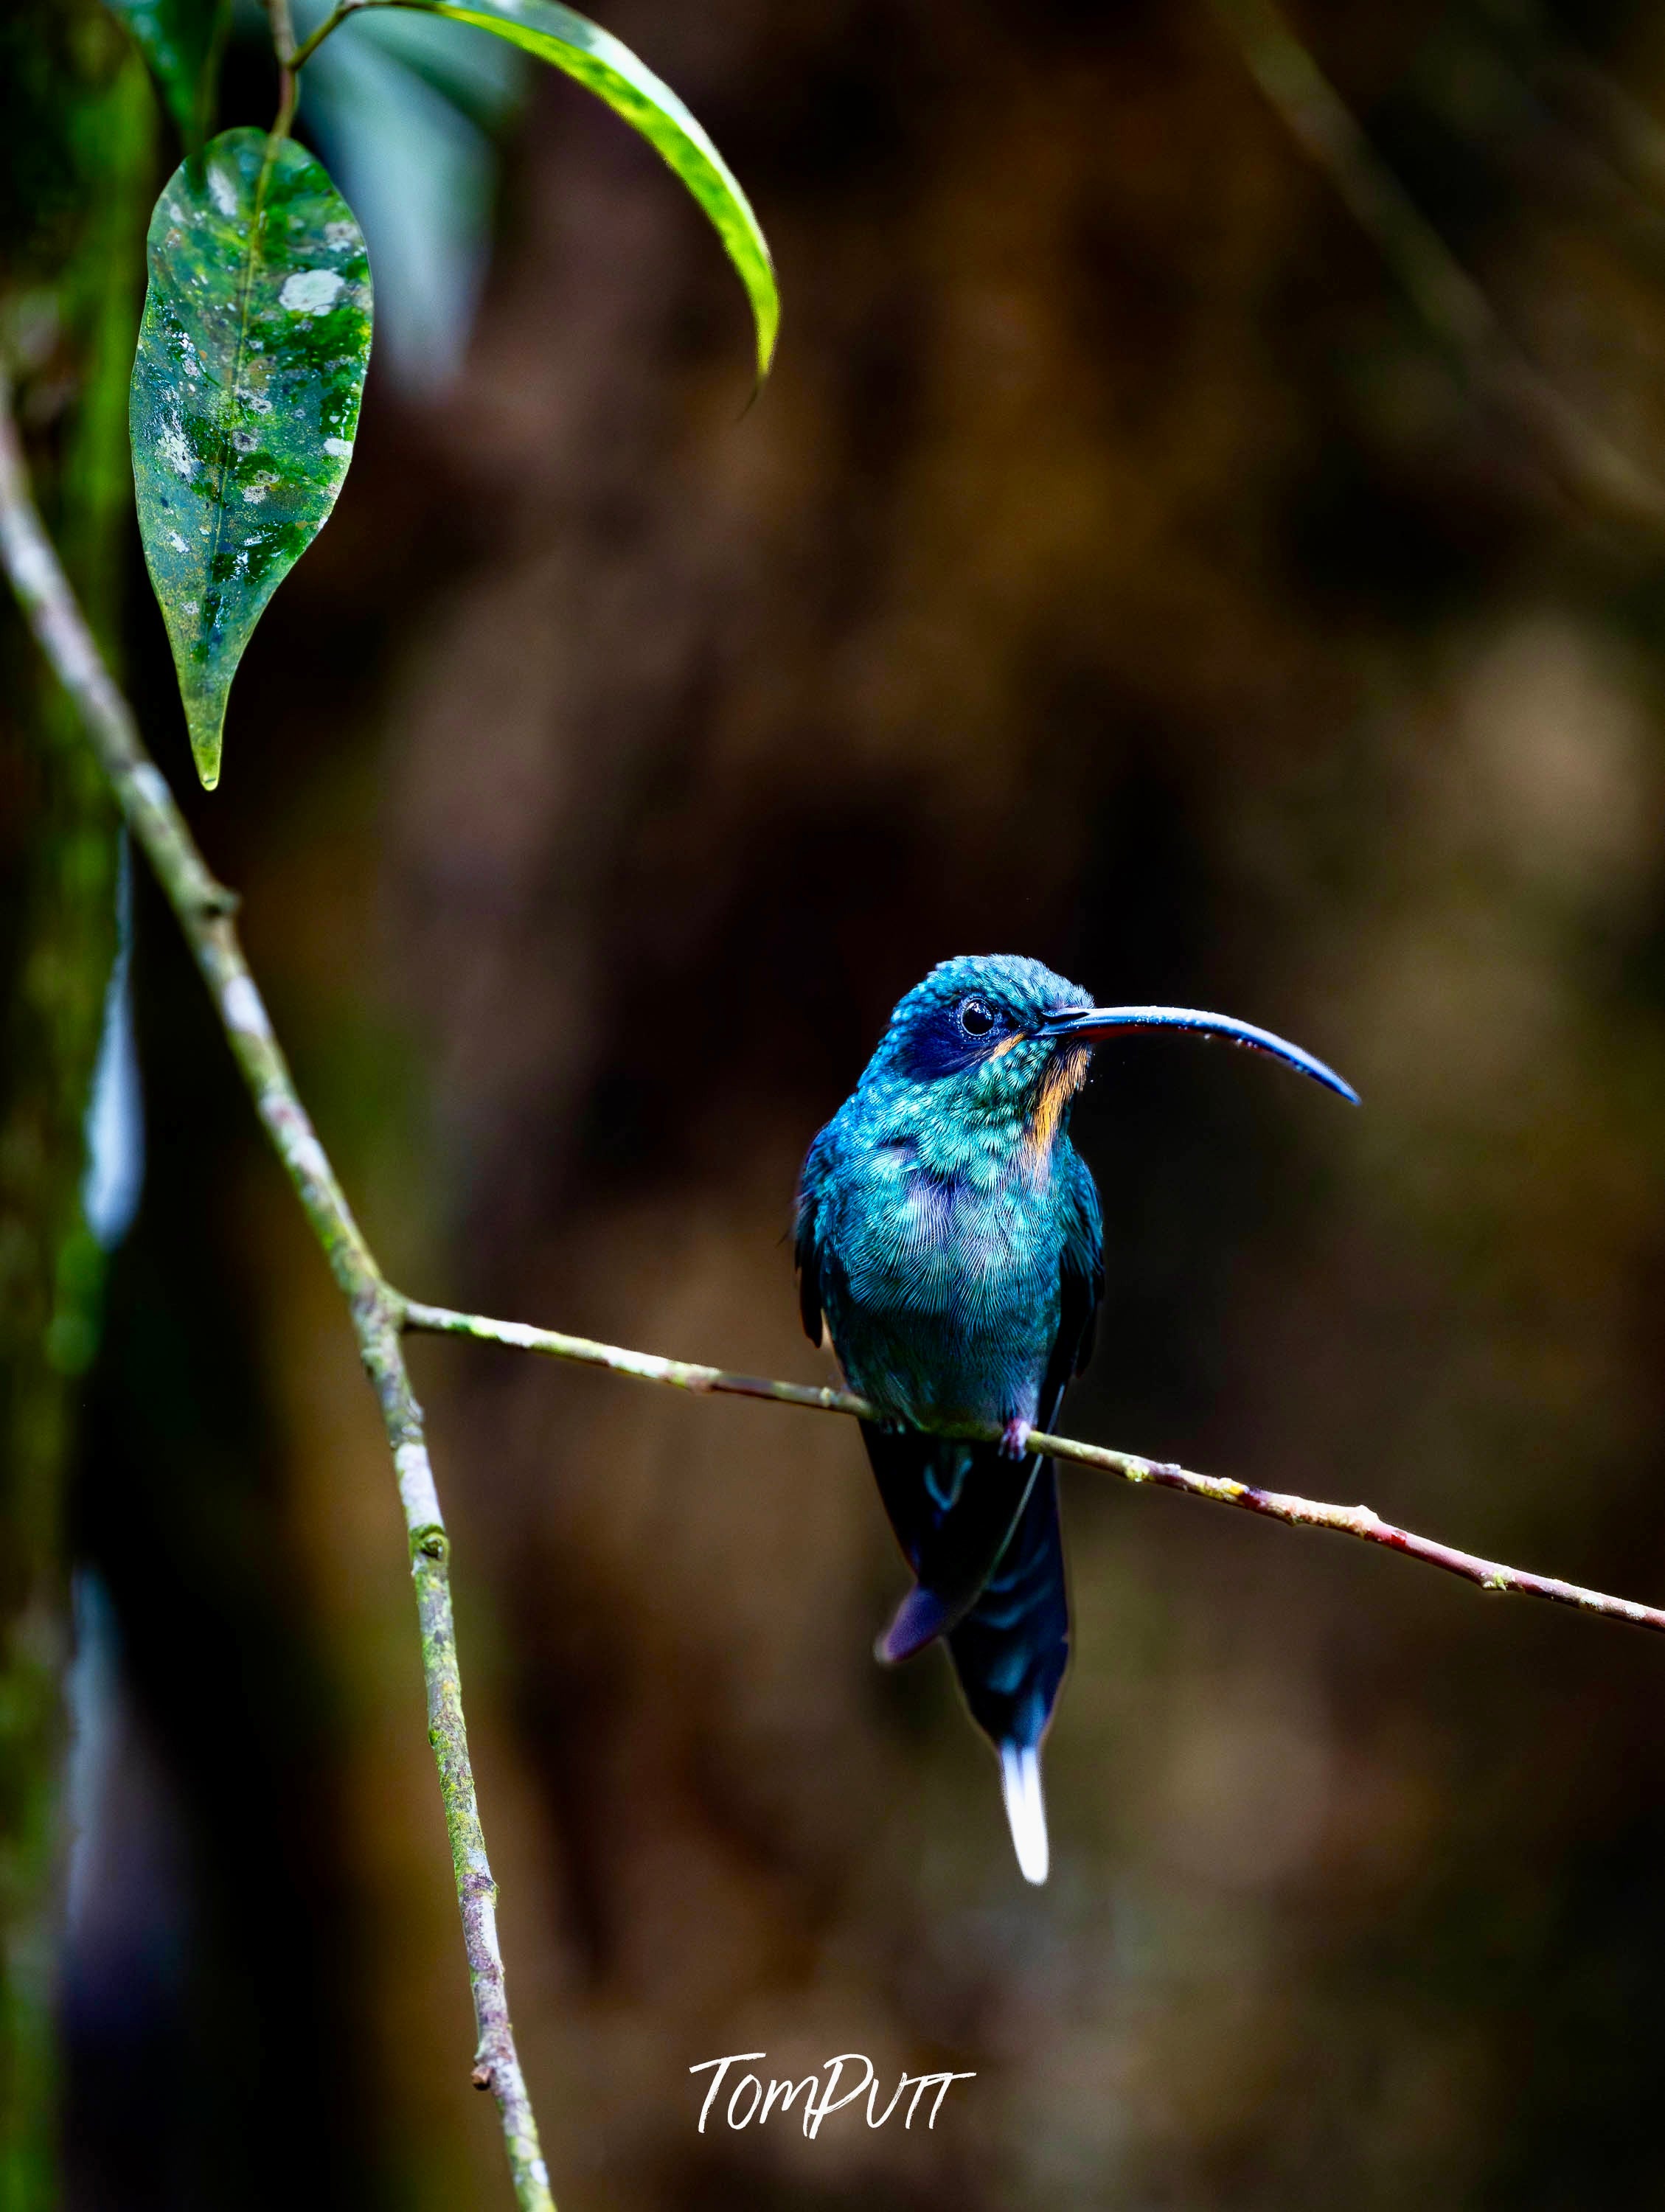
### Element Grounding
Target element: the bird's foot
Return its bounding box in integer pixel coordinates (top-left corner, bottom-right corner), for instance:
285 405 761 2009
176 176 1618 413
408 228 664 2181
997 1416 1031 1461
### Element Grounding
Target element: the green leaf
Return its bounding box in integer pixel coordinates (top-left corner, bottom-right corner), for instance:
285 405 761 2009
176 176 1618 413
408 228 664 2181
102 0 229 149
130 128 372 788
386 0 778 383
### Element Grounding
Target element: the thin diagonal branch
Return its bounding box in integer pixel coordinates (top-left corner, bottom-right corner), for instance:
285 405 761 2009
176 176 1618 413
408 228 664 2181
0 369 555 2212
403 1301 1665 1641
1211 0 1665 527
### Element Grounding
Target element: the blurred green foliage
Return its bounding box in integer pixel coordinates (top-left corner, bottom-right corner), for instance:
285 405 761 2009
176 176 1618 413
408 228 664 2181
102 0 227 148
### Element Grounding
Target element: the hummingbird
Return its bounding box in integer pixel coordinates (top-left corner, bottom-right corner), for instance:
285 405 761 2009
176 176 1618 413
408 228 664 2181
793 955 1357 1884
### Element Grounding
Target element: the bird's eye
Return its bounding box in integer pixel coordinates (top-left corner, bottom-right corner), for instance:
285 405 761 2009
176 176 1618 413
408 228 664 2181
959 998 996 1036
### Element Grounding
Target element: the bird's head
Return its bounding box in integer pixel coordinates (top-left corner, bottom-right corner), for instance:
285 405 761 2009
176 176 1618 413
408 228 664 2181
862 953 1357 1158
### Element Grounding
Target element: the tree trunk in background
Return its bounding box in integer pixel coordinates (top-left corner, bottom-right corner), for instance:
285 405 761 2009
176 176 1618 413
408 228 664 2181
0 12 149 2197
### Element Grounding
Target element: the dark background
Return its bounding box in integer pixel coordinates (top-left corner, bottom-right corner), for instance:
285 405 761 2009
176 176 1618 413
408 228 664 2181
53 0 1665 2202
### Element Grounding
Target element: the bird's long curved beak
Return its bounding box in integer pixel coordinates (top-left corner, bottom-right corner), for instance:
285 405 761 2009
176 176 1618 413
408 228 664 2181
1029 1005 1360 1105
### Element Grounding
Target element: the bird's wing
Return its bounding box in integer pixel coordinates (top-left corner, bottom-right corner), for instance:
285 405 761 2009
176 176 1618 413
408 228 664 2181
1037 1144 1105 1428
793 1124 835 1349
948 1464 1069 1741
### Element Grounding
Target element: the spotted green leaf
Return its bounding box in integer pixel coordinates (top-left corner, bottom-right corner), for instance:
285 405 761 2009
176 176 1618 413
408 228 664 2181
131 128 372 788
102 0 229 148
385 0 777 383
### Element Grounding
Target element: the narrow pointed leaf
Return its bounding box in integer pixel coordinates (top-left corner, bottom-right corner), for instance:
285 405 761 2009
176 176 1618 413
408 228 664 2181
385 0 777 383
130 128 372 787
102 0 229 148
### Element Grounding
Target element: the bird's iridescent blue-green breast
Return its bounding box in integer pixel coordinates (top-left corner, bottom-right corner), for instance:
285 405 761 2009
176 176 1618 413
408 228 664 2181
802 956 1099 1432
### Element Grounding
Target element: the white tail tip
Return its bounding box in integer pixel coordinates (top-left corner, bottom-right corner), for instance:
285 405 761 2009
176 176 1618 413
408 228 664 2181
998 1742 1049 1885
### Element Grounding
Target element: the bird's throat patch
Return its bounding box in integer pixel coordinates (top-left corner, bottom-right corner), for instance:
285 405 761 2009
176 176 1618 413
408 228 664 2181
1023 1044 1088 1168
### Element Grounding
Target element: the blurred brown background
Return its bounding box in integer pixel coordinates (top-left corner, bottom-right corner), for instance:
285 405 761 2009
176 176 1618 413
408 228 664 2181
49 0 1665 2202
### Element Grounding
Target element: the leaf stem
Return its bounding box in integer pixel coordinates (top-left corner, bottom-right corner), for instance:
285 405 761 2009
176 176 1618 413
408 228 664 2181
400 1299 1665 1643
0 369 556 2212
265 0 300 140
288 1 369 72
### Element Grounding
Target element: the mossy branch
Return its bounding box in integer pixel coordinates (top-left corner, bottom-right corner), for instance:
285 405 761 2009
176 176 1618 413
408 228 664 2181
0 368 555 2212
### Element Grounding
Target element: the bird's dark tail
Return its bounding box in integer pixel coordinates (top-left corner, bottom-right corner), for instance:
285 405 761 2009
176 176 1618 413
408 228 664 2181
948 1466 1070 1885
860 1427 1038 1662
